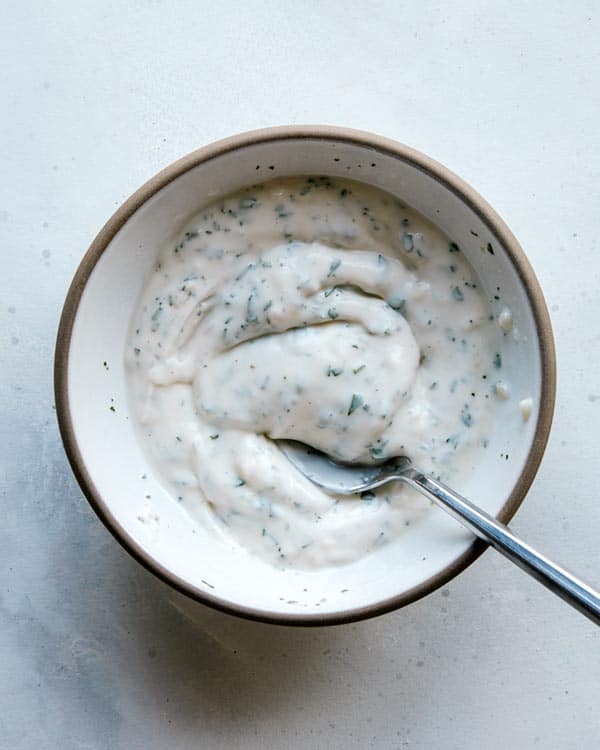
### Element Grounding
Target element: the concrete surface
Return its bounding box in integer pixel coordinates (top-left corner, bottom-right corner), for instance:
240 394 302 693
2 2 599 748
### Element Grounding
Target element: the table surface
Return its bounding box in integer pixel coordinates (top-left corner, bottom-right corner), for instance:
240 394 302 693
2 2 599 748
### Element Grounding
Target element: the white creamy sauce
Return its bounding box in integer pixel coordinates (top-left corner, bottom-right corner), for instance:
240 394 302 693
126 176 511 569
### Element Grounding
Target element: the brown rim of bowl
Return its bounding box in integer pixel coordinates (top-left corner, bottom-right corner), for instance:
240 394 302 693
54 125 556 626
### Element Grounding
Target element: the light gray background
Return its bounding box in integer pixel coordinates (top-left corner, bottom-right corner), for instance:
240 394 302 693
2 2 599 748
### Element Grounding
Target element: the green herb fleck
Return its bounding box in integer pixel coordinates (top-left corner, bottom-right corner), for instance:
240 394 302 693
369 441 387 459
235 478 246 487
452 286 464 302
235 263 255 282
402 232 414 251
352 364 366 374
487 243 495 255
327 259 341 277
388 297 406 314
209 434 219 440
460 405 473 427
327 308 339 320
327 366 343 377
348 393 363 415
151 306 163 329
275 203 291 218
246 292 258 323
449 242 461 253
493 352 502 369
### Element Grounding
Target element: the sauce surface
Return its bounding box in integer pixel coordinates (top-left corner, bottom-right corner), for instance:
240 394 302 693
127 177 504 568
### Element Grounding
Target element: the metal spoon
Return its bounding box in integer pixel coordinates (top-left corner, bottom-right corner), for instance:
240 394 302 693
278 440 600 625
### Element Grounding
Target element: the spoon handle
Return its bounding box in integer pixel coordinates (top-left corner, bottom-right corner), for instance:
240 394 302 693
400 467 600 626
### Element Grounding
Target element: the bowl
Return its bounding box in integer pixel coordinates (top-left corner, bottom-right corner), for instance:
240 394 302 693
55 126 555 625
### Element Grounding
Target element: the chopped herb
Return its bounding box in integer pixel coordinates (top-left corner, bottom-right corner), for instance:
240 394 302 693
327 366 343 377
275 203 291 218
209 434 219 440
235 263 255 281
235 478 246 487
327 259 341 277
493 352 502 369
402 232 414 251
352 364 366 374
460 404 473 427
487 243 494 255
388 297 406 314
327 308 339 320
452 286 464 302
151 306 163 329
246 292 258 323
109 405 116 413
239 197 256 209
369 441 387 459
324 287 335 297
449 242 461 253
348 393 363 415
361 491 376 501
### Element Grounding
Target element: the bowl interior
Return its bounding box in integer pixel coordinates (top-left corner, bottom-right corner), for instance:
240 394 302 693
61 131 551 622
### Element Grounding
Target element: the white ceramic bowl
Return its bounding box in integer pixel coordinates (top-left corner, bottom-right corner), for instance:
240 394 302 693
55 126 555 624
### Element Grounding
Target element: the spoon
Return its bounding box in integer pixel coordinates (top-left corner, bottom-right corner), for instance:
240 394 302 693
278 440 600 625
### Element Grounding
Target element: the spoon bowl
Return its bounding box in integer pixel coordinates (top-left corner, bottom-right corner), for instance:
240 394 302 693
277 440 411 494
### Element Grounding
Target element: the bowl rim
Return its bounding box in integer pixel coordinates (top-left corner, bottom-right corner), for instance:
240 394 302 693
54 125 556 626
